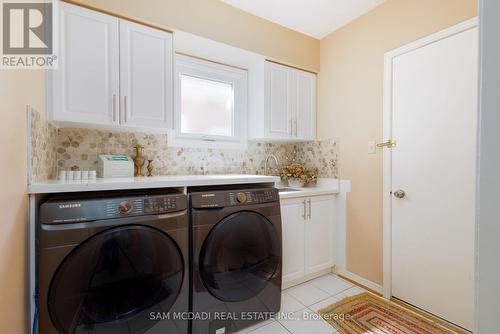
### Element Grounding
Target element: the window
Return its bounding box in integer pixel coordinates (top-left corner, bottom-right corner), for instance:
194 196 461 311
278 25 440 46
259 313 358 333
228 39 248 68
170 54 248 149
180 75 234 137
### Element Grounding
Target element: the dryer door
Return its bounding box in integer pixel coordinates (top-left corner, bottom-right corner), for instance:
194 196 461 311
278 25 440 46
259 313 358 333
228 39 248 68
200 211 280 302
48 225 184 333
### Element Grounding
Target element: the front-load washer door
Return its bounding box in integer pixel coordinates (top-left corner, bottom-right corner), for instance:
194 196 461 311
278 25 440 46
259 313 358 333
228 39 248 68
48 225 184 334
200 211 280 302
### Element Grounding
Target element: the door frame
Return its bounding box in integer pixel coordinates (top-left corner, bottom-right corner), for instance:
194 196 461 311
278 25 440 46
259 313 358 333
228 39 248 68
382 17 478 299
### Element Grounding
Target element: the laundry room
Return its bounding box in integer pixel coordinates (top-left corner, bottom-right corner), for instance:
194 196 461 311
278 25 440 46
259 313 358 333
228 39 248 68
2 0 499 333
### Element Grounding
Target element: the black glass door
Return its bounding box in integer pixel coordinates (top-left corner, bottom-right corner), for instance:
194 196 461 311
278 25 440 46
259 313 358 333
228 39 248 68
48 225 184 334
200 211 280 302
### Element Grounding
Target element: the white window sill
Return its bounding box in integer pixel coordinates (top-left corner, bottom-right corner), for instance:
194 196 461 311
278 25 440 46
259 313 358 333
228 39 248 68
167 132 248 150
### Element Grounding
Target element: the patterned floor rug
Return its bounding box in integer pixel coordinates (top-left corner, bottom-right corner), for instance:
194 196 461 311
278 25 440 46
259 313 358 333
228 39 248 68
319 292 461 334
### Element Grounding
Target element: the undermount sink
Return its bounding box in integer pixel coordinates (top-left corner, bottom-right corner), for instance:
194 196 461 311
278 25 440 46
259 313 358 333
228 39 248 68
278 188 302 192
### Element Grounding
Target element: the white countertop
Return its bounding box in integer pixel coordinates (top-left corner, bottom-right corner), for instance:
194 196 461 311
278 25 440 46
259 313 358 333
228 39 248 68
28 174 280 194
276 179 345 199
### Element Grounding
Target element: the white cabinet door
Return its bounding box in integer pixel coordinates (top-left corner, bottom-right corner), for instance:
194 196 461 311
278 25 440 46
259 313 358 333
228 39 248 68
281 198 307 283
119 20 173 129
265 62 292 138
262 62 316 141
51 3 119 126
294 70 316 140
306 195 336 274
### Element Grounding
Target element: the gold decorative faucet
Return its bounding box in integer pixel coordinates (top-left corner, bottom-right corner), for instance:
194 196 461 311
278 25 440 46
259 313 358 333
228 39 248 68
133 145 145 177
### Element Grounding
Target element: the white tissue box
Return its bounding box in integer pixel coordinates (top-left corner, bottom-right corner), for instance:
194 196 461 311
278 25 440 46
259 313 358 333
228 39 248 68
97 155 134 178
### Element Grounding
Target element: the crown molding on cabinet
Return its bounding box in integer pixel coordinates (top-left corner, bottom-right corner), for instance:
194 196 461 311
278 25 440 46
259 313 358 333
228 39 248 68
61 0 174 34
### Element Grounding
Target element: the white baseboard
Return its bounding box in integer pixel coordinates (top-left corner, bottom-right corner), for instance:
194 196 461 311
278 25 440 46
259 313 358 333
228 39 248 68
282 268 332 290
334 268 383 295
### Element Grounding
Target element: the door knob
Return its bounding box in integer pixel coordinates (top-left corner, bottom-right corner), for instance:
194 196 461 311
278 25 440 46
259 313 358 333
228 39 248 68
393 190 406 199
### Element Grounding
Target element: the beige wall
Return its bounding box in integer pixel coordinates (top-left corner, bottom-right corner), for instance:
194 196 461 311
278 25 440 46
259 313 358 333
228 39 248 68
0 71 45 333
318 0 477 284
66 0 320 72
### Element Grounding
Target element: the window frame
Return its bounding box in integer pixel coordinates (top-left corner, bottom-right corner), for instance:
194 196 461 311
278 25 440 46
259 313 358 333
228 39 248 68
169 54 248 149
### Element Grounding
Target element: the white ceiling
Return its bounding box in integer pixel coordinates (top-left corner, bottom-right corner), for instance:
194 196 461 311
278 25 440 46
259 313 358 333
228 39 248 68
221 0 386 39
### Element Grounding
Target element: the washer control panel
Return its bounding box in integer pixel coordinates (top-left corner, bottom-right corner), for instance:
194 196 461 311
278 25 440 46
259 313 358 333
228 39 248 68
40 193 187 224
143 196 179 214
102 195 186 218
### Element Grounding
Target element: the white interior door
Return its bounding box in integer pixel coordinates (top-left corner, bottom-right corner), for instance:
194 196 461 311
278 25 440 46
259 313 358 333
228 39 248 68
389 25 477 330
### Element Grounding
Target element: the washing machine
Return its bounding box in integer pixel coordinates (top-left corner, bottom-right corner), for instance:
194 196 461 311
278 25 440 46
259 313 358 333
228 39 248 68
37 189 189 334
189 186 282 334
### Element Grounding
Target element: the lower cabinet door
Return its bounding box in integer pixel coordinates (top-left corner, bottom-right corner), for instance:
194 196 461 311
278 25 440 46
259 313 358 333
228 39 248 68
305 195 336 274
280 198 307 283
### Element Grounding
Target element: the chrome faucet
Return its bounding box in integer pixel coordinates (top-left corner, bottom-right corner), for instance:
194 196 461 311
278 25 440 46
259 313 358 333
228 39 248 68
264 154 279 176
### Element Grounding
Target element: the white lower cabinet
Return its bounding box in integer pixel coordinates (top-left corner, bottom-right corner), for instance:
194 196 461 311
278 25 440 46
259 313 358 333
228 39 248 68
281 198 307 283
281 195 337 287
306 196 336 273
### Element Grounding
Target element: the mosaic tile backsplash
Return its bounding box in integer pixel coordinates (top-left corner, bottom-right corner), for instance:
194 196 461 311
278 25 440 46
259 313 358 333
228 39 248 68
30 111 339 182
55 128 338 177
30 109 58 182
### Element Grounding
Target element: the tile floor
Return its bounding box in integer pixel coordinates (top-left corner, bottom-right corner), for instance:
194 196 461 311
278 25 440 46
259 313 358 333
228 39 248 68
236 273 367 334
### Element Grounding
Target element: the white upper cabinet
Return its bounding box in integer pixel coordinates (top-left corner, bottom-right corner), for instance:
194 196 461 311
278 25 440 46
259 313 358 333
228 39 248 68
249 61 316 141
50 3 119 126
119 20 173 129
294 69 316 140
50 3 173 131
265 62 292 138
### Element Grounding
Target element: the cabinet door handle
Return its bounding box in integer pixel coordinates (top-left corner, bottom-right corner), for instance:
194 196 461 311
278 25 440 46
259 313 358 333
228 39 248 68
303 200 307 220
112 94 116 122
308 199 312 219
294 119 298 137
124 96 128 123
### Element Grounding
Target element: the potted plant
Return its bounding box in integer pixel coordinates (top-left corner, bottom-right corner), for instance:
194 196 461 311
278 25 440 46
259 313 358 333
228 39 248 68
280 164 317 188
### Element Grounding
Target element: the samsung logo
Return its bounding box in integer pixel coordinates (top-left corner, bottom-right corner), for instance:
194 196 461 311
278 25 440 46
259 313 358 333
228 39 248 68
58 203 81 209
201 194 216 198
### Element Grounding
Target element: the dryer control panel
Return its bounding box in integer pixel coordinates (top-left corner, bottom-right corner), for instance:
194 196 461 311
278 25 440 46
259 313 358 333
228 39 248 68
191 188 279 208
